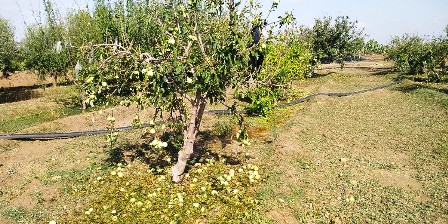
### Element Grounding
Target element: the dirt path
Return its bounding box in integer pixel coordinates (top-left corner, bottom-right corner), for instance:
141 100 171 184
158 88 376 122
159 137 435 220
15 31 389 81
256 63 448 223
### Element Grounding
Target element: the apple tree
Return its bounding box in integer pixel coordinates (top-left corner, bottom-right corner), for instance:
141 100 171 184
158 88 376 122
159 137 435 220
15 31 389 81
0 17 18 77
311 16 364 68
80 0 293 182
386 30 447 81
22 0 69 86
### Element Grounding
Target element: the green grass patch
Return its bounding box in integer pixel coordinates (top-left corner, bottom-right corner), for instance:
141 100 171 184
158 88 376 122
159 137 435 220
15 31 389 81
412 88 448 109
1 207 26 221
0 110 56 133
0 85 84 133
249 68 448 222
0 106 83 133
434 141 448 165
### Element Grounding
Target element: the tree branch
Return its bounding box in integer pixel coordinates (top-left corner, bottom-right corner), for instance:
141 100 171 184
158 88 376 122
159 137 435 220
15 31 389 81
194 12 212 66
91 43 128 52
165 73 195 103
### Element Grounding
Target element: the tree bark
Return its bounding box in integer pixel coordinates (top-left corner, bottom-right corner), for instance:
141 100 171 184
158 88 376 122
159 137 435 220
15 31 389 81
52 73 58 87
81 90 87 111
171 91 206 183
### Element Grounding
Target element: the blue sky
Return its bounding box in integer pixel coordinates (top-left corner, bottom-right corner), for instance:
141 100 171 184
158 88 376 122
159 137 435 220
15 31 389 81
1 0 447 44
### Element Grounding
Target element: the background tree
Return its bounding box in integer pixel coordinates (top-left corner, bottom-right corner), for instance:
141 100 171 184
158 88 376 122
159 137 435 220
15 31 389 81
311 16 364 68
0 17 18 77
66 9 102 65
386 34 427 74
22 0 69 86
386 27 447 82
79 0 294 182
363 39 385 55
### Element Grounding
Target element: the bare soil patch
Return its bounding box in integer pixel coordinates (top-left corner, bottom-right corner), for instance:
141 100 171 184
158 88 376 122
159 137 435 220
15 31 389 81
0 71 47 89
0 103 156 222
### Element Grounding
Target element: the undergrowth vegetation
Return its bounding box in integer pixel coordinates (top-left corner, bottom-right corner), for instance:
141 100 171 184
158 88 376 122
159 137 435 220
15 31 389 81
0 86 82 133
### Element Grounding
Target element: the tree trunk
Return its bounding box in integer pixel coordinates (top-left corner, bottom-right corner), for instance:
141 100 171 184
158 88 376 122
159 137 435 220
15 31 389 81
52 73 58 87
171 91 206 183
81 90 87 111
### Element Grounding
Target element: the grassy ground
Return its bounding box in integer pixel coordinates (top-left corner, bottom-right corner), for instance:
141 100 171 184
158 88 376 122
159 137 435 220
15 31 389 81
0 86 82 133
0 58 447 223
250 64 448 223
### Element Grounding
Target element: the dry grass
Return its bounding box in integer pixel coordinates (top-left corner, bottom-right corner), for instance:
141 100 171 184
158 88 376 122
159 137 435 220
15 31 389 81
250 62 448 223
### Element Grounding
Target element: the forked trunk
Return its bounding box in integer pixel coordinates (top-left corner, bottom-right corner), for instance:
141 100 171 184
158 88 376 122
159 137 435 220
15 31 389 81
171 91 207 183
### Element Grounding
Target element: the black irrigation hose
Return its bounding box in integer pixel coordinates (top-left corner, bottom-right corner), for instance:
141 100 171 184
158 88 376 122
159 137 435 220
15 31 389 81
0 124 150 140
205 80 402 114
274 80 401 109
0 80 401 140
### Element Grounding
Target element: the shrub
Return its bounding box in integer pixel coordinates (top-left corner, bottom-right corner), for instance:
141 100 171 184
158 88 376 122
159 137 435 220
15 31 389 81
386 35 428 74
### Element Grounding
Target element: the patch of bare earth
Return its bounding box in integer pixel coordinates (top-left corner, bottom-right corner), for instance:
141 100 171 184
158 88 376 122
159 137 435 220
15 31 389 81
0 72 49 88
0 103 155 222
254 59 448 223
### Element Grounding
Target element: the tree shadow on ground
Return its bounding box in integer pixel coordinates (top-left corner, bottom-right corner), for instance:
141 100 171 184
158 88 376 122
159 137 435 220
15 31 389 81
393 83 448 94
0 83 53 93
105 129 247 173
195 130 250 165
0 90 43 104
0 83 53 104
311 71 335 79
370 68 400 76
0 82 76 104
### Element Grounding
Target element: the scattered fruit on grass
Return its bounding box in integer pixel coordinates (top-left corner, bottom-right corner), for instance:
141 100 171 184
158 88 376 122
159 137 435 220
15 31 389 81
346 196 355 203
107 116 115 122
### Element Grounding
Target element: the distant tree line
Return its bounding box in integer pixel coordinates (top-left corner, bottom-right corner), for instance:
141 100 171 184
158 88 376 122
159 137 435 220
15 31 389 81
1 0 445 91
